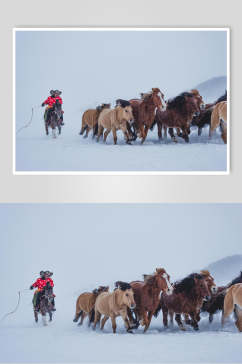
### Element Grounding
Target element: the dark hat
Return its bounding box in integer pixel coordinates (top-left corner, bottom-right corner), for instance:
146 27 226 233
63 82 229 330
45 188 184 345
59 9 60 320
40 271 45 277
54 90 62 96
45 271 53 277
50 90 55 96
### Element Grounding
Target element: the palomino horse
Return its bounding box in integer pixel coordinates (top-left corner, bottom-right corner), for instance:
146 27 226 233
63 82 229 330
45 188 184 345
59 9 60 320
155 92 200 143
97 105 133 145
222 283 242 332
129 88 165 143
155 273 210 331
80 104 111 138
209 101 227 144
93 282 136 333
73 286 109 326
34 282 54 326
128 268 173 333
45 100 63 138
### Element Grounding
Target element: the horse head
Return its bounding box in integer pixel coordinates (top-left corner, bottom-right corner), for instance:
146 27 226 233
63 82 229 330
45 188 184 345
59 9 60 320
155 268 173 295
200 270 217 295
115 281 136 309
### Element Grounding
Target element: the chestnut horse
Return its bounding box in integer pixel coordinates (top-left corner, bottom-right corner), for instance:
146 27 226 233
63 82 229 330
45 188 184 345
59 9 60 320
73 286 109 326
222 283 242 332
156 273 210 331
209 101 227 144
155 92 200 143
128 268 173 332
129 88 165 144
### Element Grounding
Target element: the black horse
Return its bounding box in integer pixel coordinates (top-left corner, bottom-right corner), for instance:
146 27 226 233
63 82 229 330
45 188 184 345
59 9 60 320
45 100 63 138
34 282 54 326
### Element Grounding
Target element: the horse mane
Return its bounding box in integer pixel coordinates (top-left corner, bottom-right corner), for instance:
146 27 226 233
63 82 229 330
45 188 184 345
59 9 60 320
215 90 227 104
174 273 203 295
229 271 242 286
200 270 211 277
167 92 193 113
115 99 131 108
115 281 131 291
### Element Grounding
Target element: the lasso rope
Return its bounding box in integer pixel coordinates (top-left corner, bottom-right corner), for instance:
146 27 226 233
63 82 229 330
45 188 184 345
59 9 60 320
0 289 29 323
16 105 41 135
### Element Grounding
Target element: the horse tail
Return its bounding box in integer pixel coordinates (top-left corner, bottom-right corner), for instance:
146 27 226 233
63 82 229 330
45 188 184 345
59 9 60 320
80 112 87 135
73 309 83 322
89 308 95 323
222 286 234 326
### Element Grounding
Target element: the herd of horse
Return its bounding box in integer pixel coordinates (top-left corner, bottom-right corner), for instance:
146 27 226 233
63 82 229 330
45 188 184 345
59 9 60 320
71 269 242 334
79 88 228 145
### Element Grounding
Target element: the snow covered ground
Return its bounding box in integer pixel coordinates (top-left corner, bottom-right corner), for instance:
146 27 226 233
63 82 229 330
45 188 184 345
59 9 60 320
15 121 227 172
0 204 241 363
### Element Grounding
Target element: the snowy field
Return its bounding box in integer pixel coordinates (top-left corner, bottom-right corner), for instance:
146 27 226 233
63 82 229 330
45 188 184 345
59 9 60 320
16 119 227 172
0 204 241 363
15 30 228 173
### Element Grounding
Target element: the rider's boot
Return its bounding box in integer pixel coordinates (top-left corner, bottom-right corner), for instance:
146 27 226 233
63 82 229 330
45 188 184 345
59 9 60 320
52 297 56 311
60 116 64 126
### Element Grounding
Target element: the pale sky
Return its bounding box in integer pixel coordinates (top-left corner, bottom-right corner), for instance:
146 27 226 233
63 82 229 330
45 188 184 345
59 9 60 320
15 30 227 127
0 204 240 295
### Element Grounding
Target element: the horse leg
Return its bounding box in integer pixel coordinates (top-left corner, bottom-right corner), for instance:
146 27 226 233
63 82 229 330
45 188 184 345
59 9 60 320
92 124 98 139
168 128 177 143
80 124 87 135
141 125 149 144
120 311 133 333
100 315 109 330
34 310 38 323
181 127 189 143
79 312 87 325
176 128 183 137
93 310 101 330
73 309 83 323
58 125 61 135
143 310 154 333
162 307 168 328
110 314 117 333
198 127 202 136
49 310 52 322
42 313 47 326
209 107 219 138
209 313 214 323
169 310 174 326
189 312 199 331
45 122 49 136
104 128 111 143
175 314 186 331
157 122 162 140
52 128 57 139
184 313 191 325
97 125 104 142
112 128 117 145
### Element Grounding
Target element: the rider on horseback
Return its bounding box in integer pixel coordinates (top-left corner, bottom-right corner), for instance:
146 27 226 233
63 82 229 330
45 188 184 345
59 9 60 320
41 90 64 126
30 271 56 311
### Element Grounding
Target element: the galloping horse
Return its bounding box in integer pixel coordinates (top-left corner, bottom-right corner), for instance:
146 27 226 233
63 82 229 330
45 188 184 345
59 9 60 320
45 100 63 138
128 268 173 332
129 88 165 143
93 281 136 333
34 282 54 326
222 283 242 332
156 273 210 331
73 286 109 326
155 92 200 143
209 101 227 144
80 104 111 138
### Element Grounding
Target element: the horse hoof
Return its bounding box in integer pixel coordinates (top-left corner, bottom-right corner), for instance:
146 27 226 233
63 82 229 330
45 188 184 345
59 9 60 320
193 326 199 331
180 326 186 331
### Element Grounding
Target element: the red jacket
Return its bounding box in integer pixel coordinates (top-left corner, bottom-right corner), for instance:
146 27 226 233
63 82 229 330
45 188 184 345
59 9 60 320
42 96 63 107
32 277 54 291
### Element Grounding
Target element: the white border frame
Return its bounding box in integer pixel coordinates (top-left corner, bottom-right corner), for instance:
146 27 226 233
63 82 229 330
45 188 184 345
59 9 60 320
13 27 230 176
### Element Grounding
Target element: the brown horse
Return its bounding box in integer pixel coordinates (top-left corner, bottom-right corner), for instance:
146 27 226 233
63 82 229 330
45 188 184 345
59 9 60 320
80 104 110 138
73 286 109 326
184 270 217 324
155 92 200 143
209 101 227 144
156 273 210 331
129 268 173 332
129 88 165 143
222 283 242 332
93 282 136 333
